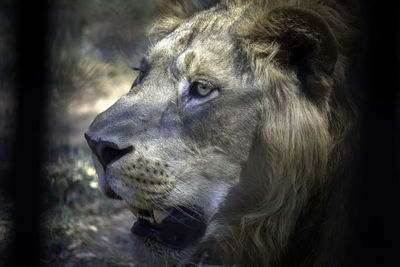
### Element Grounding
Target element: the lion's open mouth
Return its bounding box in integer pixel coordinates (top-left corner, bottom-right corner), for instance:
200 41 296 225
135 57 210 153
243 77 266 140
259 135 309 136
130 206 207 250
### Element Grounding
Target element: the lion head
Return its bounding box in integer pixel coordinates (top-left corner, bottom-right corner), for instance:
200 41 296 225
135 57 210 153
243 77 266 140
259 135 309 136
85 0 355 266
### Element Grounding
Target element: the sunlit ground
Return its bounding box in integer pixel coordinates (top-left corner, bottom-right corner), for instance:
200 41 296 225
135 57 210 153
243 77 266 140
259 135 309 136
44 146 138 266
43 56 141 266
49 50 137 147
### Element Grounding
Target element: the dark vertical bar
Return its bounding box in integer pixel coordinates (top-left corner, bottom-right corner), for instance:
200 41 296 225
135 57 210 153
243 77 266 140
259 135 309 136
350 1 400 266
10 0 50 266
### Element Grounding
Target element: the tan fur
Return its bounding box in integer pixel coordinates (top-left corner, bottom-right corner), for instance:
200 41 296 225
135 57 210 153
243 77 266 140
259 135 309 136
86 0 356 266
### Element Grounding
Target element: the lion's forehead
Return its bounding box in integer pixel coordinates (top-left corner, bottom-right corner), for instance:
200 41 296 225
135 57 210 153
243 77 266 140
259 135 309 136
148 7 244 67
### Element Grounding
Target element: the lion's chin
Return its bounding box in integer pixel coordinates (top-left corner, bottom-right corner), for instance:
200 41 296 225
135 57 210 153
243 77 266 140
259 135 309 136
130 234 198 267
128 206 207 266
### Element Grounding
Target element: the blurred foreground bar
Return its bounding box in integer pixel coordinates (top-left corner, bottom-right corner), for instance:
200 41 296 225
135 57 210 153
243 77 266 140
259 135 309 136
9 0 50 266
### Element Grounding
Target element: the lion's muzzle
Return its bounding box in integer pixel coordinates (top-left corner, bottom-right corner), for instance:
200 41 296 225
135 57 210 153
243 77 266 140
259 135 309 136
85 130 208 251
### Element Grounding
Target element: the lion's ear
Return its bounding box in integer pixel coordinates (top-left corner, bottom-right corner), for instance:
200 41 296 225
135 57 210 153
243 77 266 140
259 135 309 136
244 7 339 101
154 0 218 18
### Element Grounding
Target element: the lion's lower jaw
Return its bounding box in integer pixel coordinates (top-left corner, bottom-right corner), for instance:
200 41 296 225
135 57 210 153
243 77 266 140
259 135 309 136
129 221 222 267
129 234 198 267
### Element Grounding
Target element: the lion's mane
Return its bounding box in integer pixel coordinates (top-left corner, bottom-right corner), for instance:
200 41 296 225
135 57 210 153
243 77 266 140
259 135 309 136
216 1 356 266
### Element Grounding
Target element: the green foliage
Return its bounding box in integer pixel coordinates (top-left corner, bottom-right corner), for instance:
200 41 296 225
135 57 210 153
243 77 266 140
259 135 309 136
46 147 100 206
43 146 123 262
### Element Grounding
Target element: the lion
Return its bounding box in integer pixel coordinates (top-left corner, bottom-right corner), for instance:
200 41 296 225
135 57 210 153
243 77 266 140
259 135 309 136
85 0 356 266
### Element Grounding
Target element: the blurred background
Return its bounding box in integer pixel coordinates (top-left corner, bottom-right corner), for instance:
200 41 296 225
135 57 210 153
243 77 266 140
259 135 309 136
0 0 156 266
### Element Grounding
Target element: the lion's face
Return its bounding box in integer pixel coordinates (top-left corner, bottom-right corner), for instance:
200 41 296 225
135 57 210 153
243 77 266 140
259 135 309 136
85 6 260 265
86 0 349 265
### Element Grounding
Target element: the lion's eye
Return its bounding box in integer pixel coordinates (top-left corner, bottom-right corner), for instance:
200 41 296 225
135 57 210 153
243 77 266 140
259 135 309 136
131 57 148 89
189 80 215 98
131 68 145 88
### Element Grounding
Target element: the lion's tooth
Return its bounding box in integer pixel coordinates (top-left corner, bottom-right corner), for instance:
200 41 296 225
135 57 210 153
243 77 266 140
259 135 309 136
153 209 170 224
127 206 139 217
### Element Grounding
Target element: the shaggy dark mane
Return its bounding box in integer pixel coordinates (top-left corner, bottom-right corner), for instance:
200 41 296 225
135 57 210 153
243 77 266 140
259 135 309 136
149 1 357 265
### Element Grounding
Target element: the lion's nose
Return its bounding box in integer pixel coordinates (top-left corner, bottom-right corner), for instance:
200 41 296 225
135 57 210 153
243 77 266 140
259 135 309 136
84 133 134 170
